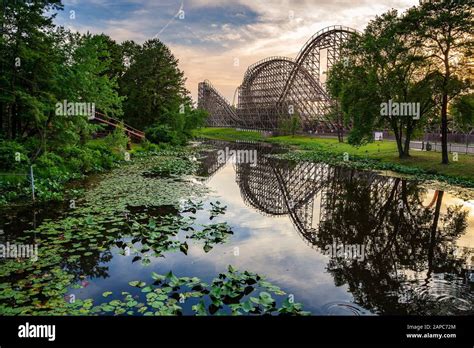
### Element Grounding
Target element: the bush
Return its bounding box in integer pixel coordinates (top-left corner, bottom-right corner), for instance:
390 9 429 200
136 139 161 152
0 137 127 205
35 152 69 181
145 124 184 145
0 140 30 171
104 125 129 152
62 145 116 173
84 144 118 170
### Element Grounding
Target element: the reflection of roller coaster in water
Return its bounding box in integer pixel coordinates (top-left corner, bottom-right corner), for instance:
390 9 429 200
198 141 444 247
198 140 474 314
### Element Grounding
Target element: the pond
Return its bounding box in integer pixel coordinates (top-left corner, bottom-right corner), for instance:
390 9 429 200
1 140 473 315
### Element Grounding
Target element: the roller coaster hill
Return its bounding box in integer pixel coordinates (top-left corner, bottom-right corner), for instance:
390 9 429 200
198 25 358 132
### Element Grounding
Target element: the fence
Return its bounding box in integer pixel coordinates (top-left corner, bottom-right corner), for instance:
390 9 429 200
411 141 474 155
371 131 474 155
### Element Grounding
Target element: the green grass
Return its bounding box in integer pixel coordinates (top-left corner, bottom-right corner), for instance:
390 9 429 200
194 127 266 142
193 127 474 184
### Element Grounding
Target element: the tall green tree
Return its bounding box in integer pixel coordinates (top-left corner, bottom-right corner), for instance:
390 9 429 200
50 30 124 148
405 0 473 164
327 9 438 158
119 39 189 130
327 10 435 158
0 0 62 140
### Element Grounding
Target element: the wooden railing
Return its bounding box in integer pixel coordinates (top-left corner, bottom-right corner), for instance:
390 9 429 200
92 112 145 140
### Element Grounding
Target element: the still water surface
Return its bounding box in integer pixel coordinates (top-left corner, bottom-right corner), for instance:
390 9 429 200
1 140 473 315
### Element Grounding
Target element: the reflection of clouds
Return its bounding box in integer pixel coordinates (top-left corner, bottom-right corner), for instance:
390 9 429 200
76 155 474 314
82 232 351 312
446 196 474 249
424 190 474 249
198 231 351 310
203 161 352 309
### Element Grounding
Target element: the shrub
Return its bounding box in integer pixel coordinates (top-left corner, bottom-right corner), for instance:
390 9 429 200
0 140 30 171
136 139 161 153
85 142 121 169
145 124 184 145
35 152 69 181
104 125 129 152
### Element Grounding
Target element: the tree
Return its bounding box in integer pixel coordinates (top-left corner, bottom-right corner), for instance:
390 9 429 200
0 0 63 140
451 93 474 132
44 30 123 152
405 0 473 164
145 106 208 145
278 113 301 136
327 9 438 158
0 1 123 158
119 39 189 130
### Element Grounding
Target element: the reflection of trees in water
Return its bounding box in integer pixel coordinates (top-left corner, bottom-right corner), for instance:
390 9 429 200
198 141 473 314
314 171 470 314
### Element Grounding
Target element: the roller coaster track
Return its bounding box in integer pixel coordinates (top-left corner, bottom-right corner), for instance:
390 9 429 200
198 80 240 127
198 25 359 131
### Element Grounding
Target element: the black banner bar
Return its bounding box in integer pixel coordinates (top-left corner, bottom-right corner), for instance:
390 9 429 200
0 316 472 346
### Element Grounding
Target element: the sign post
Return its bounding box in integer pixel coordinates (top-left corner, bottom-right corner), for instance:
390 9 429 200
30 165 35 202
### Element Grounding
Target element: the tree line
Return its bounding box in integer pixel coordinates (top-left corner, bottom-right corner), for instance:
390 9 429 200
0 0 207 203
0 0 206 154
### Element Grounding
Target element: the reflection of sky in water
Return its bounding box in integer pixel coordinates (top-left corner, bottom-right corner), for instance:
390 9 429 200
437 193 474 249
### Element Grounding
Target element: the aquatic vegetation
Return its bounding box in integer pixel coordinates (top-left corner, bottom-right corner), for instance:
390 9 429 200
0 195 235 314
182 199 204 214
119 209 234 260
188 222 233 253
91 266 310 316
0 147 246 315
0 151 206 314
143 157 198 178
209 201 227 219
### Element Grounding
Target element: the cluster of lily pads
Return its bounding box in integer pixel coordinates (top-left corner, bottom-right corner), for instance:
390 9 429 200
0 151 206 314
89 266 309 316
143 156 198 178
117 199 232 264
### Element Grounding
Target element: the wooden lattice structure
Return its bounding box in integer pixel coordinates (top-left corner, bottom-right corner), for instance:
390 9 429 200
198 26 358 130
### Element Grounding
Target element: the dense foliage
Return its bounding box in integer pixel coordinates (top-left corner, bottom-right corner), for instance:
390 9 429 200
0 1 207 204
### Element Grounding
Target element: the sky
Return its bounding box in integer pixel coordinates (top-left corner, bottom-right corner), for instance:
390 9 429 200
54 0 419 103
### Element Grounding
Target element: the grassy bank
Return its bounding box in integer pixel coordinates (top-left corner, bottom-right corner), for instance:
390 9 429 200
193 127 474 187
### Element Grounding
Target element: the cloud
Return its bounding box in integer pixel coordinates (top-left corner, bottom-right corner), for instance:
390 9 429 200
54 0 419 101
